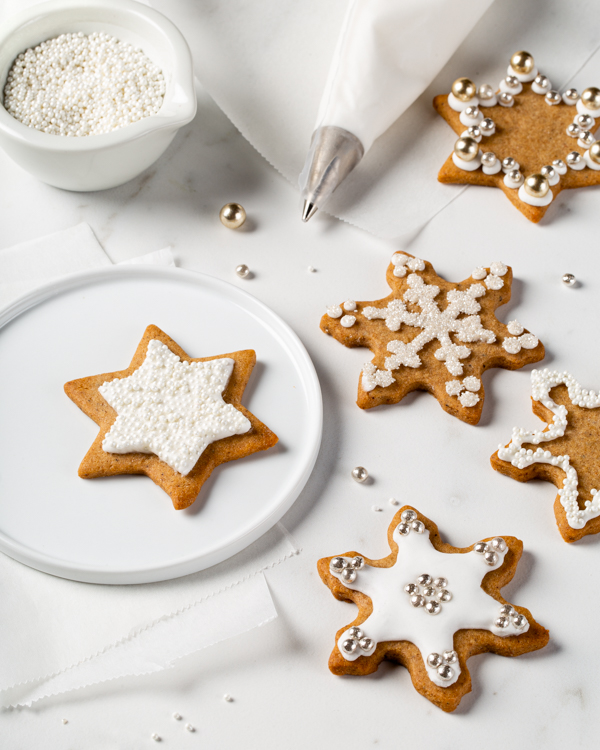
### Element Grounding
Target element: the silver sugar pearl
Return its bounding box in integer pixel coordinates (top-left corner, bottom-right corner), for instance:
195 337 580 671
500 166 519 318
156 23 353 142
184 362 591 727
540 165 556 180
499 604 515 617
479 118 495 134
359 637 374 651
342 638 358 654
397 522 411 536
351 466 368 483
351 556 365 569
404 583 419 595
401 509 417 522
417 574 433 586
341 568 357 584
467 125 482 139
478 84 495 100
443 650 458 664
491 537 507 552
411 520 425 534
481 151 497 167
438 589 453 602
464 105 480 118
330 557 346 572
502 156 518 171
513 614 528 629
505 75 520 89
553 159 566 170
567 123 581 138
498 92 513 105
423 586 436 598
235 264 250 279
474 541 489 554
562 273 576 286
579 130 596 146
564 88 579 102
484 550 499 566
348 626 363 639
437 664 454 681
434 577 448 588
534 74 550 88
507 169 523 185
410 594 426 608
545 90 561 105
566 151 583 166
427 652 443 668
576 113 594 129
495 616 510 628
425 600 441 615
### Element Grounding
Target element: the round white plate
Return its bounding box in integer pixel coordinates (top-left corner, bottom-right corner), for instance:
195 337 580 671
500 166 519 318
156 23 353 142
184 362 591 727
0 266 322 584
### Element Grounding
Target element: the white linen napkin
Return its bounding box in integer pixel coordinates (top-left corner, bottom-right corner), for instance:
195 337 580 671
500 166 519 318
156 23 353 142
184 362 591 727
0 224 299 708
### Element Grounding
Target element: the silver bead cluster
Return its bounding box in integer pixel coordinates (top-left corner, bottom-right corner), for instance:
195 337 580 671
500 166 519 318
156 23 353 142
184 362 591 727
494 603 528 631
330 555 365 584
427 650 458 681
396 508 425 536
3 32 165 136
473 537 507 566
404 574 452 615
340 626 375 656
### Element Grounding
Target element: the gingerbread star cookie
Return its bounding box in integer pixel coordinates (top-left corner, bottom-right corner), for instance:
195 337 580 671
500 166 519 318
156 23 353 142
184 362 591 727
320 252 544 424
491 368 600 543
64 325 278 510
434 50 600 222
318 507 548 712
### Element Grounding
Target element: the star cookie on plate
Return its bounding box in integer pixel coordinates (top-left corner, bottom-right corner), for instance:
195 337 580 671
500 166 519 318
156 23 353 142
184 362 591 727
491 368 600 542
320 252 544 424
434 50 600 222
65 325 278 510
318 507 548 712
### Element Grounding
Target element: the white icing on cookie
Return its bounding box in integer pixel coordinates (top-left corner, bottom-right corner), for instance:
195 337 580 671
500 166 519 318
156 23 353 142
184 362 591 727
502 333 539 354
452 152 482 171
99 340 251 475
340 315 356 328
507 320 524 336
344 300 357 312
507 64 538 83
497 369 600 529
584 150 600 170
518 185 553 206
471 267 487 280
327 305 343 318
448 92 479 112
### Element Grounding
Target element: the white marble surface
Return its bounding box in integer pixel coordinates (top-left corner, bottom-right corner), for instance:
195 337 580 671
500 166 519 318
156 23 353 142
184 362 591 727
1 78 600 747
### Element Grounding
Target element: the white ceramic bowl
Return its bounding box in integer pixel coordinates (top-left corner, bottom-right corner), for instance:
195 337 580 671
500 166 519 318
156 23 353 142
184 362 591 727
0 0 197 191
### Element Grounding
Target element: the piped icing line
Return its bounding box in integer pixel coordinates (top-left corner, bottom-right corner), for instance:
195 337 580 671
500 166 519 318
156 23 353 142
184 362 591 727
497 369 600 529
329 512 528 689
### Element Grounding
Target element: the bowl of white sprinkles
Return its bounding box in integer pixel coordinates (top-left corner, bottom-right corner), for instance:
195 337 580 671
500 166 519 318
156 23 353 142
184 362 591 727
0 0 196 191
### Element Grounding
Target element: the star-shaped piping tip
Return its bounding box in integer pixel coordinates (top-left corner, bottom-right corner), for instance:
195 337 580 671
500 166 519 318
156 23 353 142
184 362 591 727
317 507 548 712
434 51 600 222
491 369 600 542
320 252 544 425
64 325 278 509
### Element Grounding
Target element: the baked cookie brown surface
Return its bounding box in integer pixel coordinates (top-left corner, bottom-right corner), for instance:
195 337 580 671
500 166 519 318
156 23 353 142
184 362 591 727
434 51 600 222
491 368 600 543
318 507 549 712
320 252 544 424
64 325 278 510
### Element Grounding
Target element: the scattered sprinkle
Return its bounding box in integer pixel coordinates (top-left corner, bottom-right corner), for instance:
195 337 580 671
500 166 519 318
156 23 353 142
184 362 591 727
308 266 316 273
185 724 195 733
61 719 68 725
173 713 182 720
389 498 400 506
224 694 234 702
372 505 383 512
151 734 161 742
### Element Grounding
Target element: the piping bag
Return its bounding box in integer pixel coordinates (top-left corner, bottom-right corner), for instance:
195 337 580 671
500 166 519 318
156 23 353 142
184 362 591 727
300 0 495 221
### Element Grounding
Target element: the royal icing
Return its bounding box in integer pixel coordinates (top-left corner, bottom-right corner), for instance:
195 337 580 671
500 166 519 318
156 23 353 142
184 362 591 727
497 369 600 529
330 511 528 688
99 340 251 475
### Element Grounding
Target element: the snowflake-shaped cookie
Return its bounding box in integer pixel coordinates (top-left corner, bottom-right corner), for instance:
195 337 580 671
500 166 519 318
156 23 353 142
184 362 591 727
434 51 600 223
318 507 548 712
491 369 600 542
320 253 544 424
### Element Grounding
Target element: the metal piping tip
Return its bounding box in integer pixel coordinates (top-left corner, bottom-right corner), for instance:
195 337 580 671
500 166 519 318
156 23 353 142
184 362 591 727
302 200 318 222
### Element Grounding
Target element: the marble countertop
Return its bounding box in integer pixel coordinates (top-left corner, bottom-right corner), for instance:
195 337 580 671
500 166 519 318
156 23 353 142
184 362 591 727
1 79 599 748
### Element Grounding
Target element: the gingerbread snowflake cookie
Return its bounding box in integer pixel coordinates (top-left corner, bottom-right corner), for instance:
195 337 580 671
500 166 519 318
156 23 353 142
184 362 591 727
64 325 278 509
320 253 544 424
434 51 600 222
491 369 600 542
318 507 548 712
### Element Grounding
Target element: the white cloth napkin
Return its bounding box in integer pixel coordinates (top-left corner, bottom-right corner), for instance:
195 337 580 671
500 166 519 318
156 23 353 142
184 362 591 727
0 224 299 708
151 0 600 238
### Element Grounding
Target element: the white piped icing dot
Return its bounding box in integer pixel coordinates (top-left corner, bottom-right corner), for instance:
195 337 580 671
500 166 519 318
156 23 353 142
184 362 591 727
507 320 524 335
583 150 600 170
453 152 482 171
507 64 538 83
552 159 567 175
446 380 463 397
343 300 357 312
391 253 409 277
463 376 481 392
502 334 539 354
362 362 394 392
490 262 508 277
499 77 523 95
459 391 480 407
340 315 356 328
471 267 487 280
327 305 343 318
485 275 504 291
459 107 483 126
518 184 553 206
99 341 251 476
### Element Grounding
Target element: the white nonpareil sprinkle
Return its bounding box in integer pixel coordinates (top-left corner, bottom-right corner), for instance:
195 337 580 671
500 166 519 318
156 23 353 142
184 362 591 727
99 340 251 476
3 32 165 136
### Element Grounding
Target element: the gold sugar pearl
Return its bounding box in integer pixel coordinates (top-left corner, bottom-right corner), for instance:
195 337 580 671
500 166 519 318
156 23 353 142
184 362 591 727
589 142 600 165
510 50 535 75
581 87 600 111
451 77 476 102
524 173 550 198
219 203 247 229
454 136 479 162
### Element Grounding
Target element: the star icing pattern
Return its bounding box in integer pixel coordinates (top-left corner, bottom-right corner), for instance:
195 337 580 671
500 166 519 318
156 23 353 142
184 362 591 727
64 325 278 510
318 508 548 713
492 369 600 543
434 52 600 222
320 253 544 425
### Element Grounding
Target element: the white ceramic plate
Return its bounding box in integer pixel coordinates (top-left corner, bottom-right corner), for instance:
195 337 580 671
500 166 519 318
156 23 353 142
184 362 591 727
0 266 322 584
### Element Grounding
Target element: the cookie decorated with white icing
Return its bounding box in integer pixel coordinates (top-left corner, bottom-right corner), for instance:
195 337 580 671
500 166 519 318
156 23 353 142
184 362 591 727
320 253 544 424
491 368 600 542
64 325 278 510
434 51 600 223
317 507 549 712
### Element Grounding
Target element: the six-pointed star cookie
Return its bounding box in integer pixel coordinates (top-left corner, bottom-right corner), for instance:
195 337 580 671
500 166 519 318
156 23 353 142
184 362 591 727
317 507 548 712
491 369 600 543
64 325 278 510
434 53 600 222
320 252 544 424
